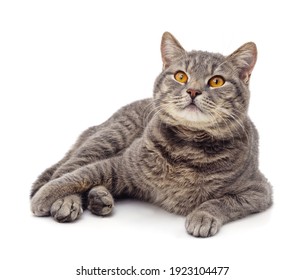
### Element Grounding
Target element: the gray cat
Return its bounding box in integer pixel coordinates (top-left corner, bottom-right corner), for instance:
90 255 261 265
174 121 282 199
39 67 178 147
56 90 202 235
30 32 272 237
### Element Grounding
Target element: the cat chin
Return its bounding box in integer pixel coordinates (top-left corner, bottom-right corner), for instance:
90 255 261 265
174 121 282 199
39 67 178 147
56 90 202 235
159 112 209 131
175 108 210 125
162 113 211 132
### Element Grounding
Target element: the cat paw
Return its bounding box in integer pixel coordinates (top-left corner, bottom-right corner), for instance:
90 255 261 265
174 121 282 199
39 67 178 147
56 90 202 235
185 210 222 237
31 192 52 217
88 186 114 216
50 195 83 222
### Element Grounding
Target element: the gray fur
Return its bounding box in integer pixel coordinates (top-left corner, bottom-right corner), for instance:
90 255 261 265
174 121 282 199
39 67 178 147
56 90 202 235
30 32 272 237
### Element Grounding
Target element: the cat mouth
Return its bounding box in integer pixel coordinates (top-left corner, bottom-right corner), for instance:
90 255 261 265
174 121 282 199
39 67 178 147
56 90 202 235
184 103 203 113
175 102 209 124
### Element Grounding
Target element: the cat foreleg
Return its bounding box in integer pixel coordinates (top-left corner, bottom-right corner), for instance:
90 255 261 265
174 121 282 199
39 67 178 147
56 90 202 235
30 160 66 198
185 180 272 237
30 159 118 217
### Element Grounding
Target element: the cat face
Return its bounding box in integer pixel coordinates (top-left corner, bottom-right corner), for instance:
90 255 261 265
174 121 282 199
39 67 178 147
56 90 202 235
153 32 257 138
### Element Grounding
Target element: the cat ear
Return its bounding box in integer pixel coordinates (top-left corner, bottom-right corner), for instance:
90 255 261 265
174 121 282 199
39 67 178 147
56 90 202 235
161 32 186 69
227 42 257 84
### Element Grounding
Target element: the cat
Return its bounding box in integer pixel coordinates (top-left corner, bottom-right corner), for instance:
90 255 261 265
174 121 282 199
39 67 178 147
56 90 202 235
30 32 272 237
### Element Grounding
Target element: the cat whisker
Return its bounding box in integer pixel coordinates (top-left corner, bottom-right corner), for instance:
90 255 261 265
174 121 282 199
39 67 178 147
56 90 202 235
211 109 236 142
198 100 235 141
216 108 249 143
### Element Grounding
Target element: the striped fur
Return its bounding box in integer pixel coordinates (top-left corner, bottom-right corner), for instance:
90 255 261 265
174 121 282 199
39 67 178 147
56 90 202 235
30 32 272 237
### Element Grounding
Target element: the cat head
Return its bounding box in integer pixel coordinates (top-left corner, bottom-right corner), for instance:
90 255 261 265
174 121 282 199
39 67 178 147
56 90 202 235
153 32 257 139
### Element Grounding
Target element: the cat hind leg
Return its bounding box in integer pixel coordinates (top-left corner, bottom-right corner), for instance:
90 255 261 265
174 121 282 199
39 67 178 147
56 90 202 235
87 186 114 216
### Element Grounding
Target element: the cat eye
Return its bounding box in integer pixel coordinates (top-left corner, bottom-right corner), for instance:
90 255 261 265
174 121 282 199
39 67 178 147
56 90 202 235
174 71 188 84
208 76 225 88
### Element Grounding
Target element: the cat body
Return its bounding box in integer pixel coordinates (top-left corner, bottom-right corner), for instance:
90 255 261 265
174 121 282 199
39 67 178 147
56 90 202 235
31 33 272 237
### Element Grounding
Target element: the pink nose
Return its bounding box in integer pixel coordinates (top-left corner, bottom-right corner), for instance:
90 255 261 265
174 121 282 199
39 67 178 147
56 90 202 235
186 88 202 99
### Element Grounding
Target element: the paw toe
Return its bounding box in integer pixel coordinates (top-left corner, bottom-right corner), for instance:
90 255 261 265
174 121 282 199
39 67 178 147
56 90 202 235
88 186 114 216
186 211 221 238
51 196 83 223
31 197 50 217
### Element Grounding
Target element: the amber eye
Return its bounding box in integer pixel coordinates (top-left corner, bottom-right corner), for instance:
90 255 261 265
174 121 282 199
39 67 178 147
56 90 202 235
208 76 225 88
174 71 188 84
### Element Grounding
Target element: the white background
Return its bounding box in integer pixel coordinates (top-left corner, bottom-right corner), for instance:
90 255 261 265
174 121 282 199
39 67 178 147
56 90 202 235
1 0 303 279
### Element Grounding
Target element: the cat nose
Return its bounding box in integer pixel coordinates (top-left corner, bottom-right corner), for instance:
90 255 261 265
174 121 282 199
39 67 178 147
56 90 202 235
186 88 202 99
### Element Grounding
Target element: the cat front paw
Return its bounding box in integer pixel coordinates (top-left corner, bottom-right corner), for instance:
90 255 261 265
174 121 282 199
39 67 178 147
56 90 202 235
31 182 61 217
31 191 52 217
185 210 222 237
51 195 83 222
